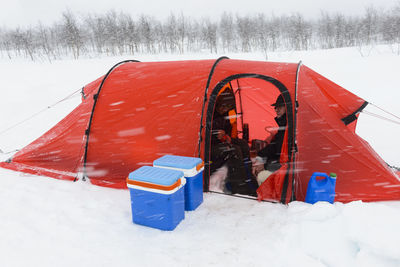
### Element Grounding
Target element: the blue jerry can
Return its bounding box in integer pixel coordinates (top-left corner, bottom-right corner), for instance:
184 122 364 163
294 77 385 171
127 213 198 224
305 172 337 204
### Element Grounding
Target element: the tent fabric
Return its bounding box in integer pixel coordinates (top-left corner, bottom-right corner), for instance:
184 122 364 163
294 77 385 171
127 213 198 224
294 66 399 202
257 128 292 203
1 59 399 203
0 76 103 182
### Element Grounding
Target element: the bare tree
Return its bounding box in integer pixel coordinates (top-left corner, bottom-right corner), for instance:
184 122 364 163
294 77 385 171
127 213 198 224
1 6 400 60
138 15 156 53
0 28 13 59
153 20 167 53
285 13 311 51
268 16 282 51
201 18 218 53
36 22 56 62
85 14 106 54
254 14 271 59
103 10 126 56
123 14 140 55
355 6 380 56
382 3 400 54
8 27 36 60
165 13 179 53
185 19 201 52
60 10 83 59
219 12 236 52
318 12 335 49
236 15 253 52
176 13 186 54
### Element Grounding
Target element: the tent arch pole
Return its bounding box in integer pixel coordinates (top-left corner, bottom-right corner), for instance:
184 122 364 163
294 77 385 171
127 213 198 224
81 60 140 181
203 73 294 204
290 61 302 201
234 79 245 137
197 56 230 158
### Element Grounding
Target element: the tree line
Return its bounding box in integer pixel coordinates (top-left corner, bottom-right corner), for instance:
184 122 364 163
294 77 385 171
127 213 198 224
1 5 400 61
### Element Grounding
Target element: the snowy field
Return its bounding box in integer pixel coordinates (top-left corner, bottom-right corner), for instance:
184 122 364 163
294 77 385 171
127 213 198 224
1 46 400 267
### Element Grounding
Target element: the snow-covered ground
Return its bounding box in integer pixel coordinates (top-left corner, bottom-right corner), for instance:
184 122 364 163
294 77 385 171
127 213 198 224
1 46 400 267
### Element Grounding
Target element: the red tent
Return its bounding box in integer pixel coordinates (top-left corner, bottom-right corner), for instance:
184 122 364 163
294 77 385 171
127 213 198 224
1 58 399 203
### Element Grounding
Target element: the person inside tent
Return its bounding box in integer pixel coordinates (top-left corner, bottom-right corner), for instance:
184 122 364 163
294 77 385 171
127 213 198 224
210 86 258 196
253 94 287 186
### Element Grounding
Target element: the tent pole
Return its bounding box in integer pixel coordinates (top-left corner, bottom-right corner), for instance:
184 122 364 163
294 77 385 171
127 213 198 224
235 79 245 137
197 56 229 159
82 60 140 182
291 61 302 201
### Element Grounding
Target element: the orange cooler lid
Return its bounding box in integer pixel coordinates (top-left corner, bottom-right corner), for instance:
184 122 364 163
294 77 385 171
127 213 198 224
127 166 184 191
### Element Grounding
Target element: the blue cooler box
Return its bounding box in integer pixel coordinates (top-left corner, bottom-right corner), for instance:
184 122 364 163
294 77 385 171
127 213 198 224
127 166 186 231
154 155 204 211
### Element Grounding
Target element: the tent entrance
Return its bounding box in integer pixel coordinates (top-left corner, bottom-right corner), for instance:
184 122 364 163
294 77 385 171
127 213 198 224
203 74 294 202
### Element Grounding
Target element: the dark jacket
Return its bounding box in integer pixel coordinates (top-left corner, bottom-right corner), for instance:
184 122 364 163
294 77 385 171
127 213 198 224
257 115 287 171
211 111 233 144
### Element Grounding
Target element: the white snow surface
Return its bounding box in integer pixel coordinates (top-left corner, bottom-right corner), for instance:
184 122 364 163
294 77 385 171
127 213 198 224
1 46 400 266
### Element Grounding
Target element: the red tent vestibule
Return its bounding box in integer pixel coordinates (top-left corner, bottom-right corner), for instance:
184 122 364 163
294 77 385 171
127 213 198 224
1 58 399 203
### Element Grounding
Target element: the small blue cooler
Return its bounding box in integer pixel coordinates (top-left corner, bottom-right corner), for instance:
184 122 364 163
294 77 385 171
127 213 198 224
154 155 204 211
127 166 186 231
305 172 337 204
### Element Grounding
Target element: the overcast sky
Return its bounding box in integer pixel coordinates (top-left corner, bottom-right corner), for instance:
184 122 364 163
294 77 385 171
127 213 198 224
1 0 398 28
